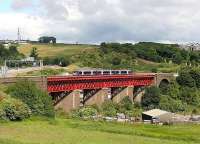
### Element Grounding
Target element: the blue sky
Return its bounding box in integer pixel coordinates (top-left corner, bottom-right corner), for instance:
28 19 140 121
0 0 200 43
0 0 12 12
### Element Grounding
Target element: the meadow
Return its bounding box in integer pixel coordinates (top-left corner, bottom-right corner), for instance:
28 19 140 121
18 43 97 58
0 118 199 144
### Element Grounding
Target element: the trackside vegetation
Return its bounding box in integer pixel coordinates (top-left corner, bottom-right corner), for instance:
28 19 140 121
6 80 54 118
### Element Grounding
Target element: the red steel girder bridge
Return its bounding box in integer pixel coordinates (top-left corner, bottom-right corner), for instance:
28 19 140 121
47 74 155 93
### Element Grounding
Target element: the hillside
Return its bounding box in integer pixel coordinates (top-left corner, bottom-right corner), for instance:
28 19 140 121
16 42 184 73
18 43 98 58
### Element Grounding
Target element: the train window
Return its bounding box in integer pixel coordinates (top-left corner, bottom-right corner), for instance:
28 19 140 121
128 71 132 74
84 71 92 75
103 71 110 75
93 71 102 75
121 71 128 74
112 71 119 75
78 71 82 75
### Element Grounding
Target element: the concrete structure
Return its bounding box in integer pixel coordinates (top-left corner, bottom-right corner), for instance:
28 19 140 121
84 88 110 106
112 87 134 103
54 90 81 112
142 109 173 123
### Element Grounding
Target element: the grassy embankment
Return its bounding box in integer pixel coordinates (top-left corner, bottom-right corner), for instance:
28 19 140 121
0 118 199 144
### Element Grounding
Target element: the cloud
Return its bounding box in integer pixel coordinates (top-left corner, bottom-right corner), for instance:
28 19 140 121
2 0 200 43
11 0 34 10
0 12 47 40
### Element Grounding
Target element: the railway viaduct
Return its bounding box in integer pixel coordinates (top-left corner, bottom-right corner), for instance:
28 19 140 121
0 73 177 112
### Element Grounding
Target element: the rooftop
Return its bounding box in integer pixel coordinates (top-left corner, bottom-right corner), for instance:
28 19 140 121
142 109 170 117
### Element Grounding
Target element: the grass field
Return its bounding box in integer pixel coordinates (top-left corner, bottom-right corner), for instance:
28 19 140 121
0 118 199 144
18 43 98 58
134 58 180 73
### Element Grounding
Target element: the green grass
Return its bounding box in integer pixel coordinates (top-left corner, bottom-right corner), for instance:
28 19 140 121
0 118 199 144
134 58 180 73
17 68 67 76
18 43 98 58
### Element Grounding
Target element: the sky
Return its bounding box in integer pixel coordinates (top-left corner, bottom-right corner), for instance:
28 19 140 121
0 0 200 44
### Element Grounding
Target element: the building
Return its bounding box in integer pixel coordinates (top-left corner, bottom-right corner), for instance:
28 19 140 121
142 109 173 123
179 43 200 51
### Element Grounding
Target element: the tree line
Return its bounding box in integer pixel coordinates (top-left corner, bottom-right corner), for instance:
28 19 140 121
77 42 200 70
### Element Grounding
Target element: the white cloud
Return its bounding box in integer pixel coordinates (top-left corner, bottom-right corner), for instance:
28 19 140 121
0 12 47 40
3 0 200 43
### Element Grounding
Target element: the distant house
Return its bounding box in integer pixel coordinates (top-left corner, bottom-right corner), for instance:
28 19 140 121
21 57 35 62
142 109 173 123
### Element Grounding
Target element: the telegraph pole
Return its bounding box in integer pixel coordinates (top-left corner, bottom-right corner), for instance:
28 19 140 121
17 27 21 43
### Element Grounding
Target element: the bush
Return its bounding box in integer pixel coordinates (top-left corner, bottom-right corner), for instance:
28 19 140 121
72 107 97 119
141 86 161 110
43 56 71 67
79 107 97 117
7 80 55 117
0 97 30 121
118 97 134 113
159 95 186 112
0 107 6 120
102 100 117 117
177 71 196 88
125 108 142 118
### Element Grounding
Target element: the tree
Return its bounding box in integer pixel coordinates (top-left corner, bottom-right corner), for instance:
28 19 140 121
30 47 39 60
179 87 200 106
141 86 161 109
159 95 185 112
190 68 200 88
118 97 134 113
102 100 117 117
172 53 184 64
176 71 196 88
7 80 54 117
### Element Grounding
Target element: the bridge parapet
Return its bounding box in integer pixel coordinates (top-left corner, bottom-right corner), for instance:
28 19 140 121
0 76 47 91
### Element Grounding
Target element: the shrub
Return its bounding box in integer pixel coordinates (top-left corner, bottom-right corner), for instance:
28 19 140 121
159 95 186 112
79 107 97 118
0 107 6 120
125 108 142 118
177 71 196 88
7 80 55 117
118 96 134 113
102 100 117 117
72 107 97 119
0 97 30 121
141 86 161 110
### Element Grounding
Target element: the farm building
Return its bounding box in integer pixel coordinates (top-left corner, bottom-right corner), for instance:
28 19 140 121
142 109 173 123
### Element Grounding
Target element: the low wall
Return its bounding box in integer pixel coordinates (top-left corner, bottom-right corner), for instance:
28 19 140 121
0 77 48 91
